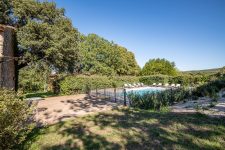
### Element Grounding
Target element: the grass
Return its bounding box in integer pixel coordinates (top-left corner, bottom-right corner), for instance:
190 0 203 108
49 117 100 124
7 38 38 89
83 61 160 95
25 91 58 98
22 108 225 150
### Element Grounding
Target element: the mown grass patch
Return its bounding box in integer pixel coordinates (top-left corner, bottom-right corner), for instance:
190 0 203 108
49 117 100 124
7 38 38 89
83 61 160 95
22 108 225 150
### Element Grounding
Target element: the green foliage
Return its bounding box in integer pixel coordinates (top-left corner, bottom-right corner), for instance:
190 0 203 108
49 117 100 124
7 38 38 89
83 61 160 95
216 66 225 78
1 0 80 73
172 74 210 86
141 58 178 76
83 84 91 95
59 75 139 95
22 108 225 150
209 101 217 108
0 89 33 149
139 74 212 86
25 91 56 98
2 0 141 89
18 62 50 93
192 78 225 98
79 34 140 76
0 0 12 24
128 88 189 110
139 75 171 85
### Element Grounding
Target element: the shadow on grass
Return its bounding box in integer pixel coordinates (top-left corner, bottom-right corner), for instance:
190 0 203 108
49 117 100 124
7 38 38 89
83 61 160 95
22 108 225 150
22 121 121 150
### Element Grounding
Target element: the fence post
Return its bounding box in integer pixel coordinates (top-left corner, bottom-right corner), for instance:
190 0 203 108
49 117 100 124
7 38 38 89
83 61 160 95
124 88 127 106
189 87 192 100
104 88 106 98
170 88 173 104
114 88 117 102
90 85 92 98
88 89 91 98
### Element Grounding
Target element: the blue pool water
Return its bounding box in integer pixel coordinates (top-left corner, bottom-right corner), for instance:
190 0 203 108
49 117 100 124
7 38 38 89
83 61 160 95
126 87 166 95
96 87 168 101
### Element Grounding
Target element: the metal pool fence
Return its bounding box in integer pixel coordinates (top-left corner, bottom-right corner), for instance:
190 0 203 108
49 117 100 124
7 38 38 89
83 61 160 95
89 86 193 107
90 87 130 106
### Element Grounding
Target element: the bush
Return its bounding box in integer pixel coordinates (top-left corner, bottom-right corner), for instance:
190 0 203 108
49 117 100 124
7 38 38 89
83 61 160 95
139 75 171 85
18 62 50 93
0 89 33 149
171 75 192 86
139 74 213 86
193 79 225 98
59 75 139 95
141 58 178 76
128 88 189 110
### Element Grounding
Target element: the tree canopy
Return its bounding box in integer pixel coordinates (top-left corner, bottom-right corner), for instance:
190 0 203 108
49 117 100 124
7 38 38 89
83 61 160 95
141 58 178 76
79 34 140 76
0 0 80 73
1 0 141 76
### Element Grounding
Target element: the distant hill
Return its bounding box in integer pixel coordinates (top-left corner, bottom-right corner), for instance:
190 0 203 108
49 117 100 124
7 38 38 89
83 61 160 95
183 68 222 74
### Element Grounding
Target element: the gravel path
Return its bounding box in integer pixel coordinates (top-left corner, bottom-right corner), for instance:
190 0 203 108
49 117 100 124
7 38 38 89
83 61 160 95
171 97 225 117
33 94 121 125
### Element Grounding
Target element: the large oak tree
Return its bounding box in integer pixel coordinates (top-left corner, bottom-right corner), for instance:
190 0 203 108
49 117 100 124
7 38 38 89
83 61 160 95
0 0 80 73
79 34 140 76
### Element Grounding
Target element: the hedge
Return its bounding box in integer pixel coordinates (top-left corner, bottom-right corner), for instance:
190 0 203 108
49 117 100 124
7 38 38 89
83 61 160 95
58 74 219 95
59 75 139 95
139 74 212 86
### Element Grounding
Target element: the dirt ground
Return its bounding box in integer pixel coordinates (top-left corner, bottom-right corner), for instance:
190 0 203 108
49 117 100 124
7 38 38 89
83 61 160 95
33 94 121 125
171 97 225 117
33 93 225 126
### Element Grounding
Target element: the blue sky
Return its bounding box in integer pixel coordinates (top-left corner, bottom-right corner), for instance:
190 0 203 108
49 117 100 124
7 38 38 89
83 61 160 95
50 0 225 71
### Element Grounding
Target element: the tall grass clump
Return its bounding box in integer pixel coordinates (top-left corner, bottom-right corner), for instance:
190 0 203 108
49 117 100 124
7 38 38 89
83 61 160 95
128 88 190 110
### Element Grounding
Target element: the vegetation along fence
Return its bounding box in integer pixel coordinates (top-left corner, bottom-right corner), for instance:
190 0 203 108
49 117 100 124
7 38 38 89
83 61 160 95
89 86 196 108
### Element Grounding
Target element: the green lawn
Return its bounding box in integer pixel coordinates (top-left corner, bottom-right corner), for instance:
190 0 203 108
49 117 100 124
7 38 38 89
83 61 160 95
23 108 225 150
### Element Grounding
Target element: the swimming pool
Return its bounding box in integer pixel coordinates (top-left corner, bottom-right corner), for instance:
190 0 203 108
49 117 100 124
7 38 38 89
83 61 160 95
126 87 167 95
92 86 168 102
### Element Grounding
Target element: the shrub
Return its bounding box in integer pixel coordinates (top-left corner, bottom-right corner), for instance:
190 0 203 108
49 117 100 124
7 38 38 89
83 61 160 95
171 75 192 86
192 95 199 100
139 75 171 85
141 58 178 76
59 75 139 95
209 102 217 108
193 79 225 98
139 74 216 87
0 89 33 149
18 62 50 93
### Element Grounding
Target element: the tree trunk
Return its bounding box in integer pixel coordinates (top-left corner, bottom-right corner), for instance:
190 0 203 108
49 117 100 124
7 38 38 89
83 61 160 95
0 24 16 90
